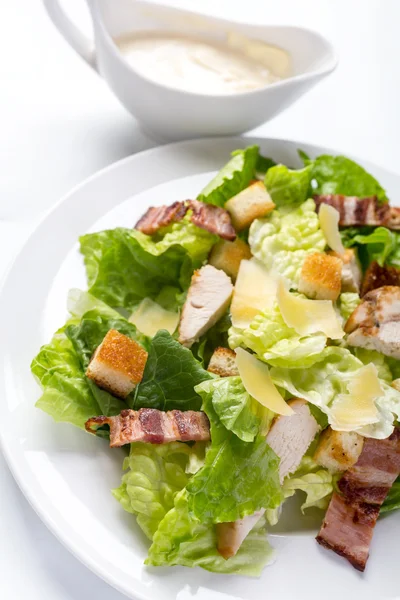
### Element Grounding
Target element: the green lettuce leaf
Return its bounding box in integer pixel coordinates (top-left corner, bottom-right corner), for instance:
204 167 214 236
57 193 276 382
264 164 312 208
133 330 212 412
381 477 400 514
31 325 101 429
338 292 360 321
352 348 393 383
256 154 276 179
196 377 261 442
80 228 193 313
341 226 400 270
147 490 274 575
197 146 259 207
283 456 334 512
156 213 218 266
112 442 193 540
32 291 149 428
229 302 327 368
186 386 282 523
302 154 387 202
270 347 400 439
249 198 326 288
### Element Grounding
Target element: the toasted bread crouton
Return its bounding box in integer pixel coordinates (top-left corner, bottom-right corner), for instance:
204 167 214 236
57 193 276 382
314 428 364 473
361 261 400 297
207 347 239 377
178 265 234 348
86 329 148 399
208 238 252 282
225 182 275 231
298 253 342 301
328 248 362 293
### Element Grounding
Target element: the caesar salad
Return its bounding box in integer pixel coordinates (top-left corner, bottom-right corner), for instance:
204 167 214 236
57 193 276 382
31 145 400 575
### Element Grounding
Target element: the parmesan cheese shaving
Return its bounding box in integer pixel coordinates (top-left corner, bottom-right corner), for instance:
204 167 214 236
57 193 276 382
235 347 294 416
230 258 278 329
129 298 179 337
319 203 345 256
277 279 344 339
330 364 382 431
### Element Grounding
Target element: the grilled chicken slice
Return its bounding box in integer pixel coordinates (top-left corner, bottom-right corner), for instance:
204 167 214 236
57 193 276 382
178 265 233 348
85 408 210 447
361 261 400 297
345 286 400 359
316 428 400 571
217 399 319 559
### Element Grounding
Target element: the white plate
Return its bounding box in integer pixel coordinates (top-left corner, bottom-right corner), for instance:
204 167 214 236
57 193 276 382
1 137 399 600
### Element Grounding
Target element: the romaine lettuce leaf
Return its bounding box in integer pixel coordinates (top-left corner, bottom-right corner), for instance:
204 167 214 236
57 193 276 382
352 348 393 383
249 199 325 289
283 456 334 512
270 347 400 439
229 302 326 368
256 154 276 179
31 325 102 429
264 164 312 208
80 228 193 313
147 490 274 575
186 386 282 523
195 377 260 442
341 226 400 270
338 292 360 321
197 146 259 207
156 213 218 265
302 154 387 202
112 442 193 540
32 291 149 427
133 330 212 412
381 477 400 514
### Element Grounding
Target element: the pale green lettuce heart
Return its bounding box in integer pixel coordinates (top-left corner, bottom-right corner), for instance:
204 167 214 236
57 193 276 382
249 199 326 289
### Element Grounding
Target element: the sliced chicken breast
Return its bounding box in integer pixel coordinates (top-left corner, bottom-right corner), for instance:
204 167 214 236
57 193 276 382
178 265 233 348
217 399 319 559
345 286 400 359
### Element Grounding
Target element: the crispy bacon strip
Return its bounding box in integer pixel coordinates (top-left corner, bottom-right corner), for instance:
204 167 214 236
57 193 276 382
135 201 188 235
316 428 400 571
85 408 210 447
361 261 400 296
314 194 392 228
135 199 236 240
188 199 236 241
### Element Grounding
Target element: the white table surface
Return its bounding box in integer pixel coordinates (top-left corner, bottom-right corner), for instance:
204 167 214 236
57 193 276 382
1 0 400 598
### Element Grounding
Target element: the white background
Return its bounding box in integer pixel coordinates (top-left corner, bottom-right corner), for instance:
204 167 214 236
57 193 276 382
0 1 399 598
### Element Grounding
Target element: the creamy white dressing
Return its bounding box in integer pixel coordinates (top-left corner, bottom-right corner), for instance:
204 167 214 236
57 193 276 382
115 31 291 95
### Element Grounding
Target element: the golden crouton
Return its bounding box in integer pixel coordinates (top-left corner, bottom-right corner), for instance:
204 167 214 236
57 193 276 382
225 182 275 231
208 238 252 282
86 329 148 399
207 347 239 377
314 428 364 473
328 248 362 293
298 253 342 301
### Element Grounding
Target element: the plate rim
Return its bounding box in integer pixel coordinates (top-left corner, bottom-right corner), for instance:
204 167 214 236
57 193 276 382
1 135 399 600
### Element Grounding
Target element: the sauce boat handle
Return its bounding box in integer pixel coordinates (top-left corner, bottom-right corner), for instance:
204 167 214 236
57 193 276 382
43 0 97 70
